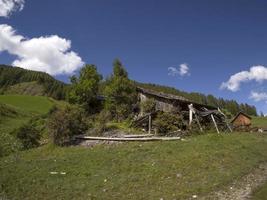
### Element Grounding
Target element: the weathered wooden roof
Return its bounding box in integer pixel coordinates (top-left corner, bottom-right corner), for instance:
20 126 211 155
137 87 189 102
137 87 216 109
231 111 251 123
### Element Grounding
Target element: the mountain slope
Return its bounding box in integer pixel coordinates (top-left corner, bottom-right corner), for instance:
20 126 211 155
0 65 67 100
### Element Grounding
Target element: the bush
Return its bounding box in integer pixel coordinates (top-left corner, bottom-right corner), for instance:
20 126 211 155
103 59 137 121
154 112 185 135
13 122 41 150
48 106 87 146
94 110 111 135
0 132 22 157
141 99 156 114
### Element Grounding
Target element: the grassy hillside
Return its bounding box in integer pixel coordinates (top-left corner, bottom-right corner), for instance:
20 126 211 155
0 95 65 157
252 117 267 128
0 103 18 118
0 133 267 200
0 95 61 136
0 95 55 115
4 81 45 96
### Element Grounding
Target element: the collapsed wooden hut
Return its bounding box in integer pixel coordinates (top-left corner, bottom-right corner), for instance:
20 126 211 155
133 87 232 133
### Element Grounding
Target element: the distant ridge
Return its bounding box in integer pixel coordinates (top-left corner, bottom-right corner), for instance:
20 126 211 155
0 65 67 100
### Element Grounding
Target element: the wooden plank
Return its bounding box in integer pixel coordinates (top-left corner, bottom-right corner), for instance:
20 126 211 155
194 114 203 132
217 108 232 132
123 134 154 138
211 114 220 133
189 109 193 126
148 114 152 134
75 136 181 141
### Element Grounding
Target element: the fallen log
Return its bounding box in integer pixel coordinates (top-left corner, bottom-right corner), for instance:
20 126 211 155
75 136 181 141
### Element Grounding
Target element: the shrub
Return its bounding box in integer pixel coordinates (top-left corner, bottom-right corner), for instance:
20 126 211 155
48 106 87 146
154 112 185 135
141 99 156 114
0 132 22 157
103 59 137 121
94 110 112 135
13 122 41 150
68 64 102 114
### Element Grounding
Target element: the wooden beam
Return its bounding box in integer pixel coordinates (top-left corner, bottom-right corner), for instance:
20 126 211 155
148 114 152 134
217 108 232 132
123 134 154 138
194 114 203 132
189 108 193 126
75 136 181 141
211 114 220 133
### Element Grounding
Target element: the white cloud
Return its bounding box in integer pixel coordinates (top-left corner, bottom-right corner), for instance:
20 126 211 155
250 91 267 102
0 24 84 75
221 65 267 92
0 0 24 17
168 63 190 77
179 63 190 76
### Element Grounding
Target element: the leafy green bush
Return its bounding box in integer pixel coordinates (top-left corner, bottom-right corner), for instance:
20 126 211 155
95 110 111 134
13 122 41 150
154 112 185 135
0 132 22 157
48 106 87 146
141 99 156 114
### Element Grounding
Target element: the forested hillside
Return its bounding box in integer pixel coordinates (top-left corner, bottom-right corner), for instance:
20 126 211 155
0 65 67 100
136 82 257 116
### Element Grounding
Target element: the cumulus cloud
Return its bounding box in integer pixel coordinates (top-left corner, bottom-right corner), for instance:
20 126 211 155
0 0 24 17
168 63 190 77
220 65 267 91
0 24 84 75
250 91 267 102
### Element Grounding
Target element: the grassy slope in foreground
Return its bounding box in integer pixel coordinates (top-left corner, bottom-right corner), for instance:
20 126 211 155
1 133 267 200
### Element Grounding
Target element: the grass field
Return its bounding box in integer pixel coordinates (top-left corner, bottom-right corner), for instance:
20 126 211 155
251 117 267 128
0 95 55 115
1 95 267 199
1 133 267 200
0 95 56 134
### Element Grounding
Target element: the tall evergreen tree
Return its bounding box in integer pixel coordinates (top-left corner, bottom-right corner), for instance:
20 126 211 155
104 59 137 121
68 64 102 114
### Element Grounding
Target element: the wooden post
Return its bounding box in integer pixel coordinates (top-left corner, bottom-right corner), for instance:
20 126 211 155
226 122 233 132
189 109 193 126
217 108 232 132
211 114 219 133
148 114 151 134
195 114 203 132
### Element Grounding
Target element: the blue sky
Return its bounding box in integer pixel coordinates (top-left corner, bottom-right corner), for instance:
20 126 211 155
1 0 267 114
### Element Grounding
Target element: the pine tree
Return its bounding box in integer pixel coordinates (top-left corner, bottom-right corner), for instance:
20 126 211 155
103 59 137 121
68 64 102 114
